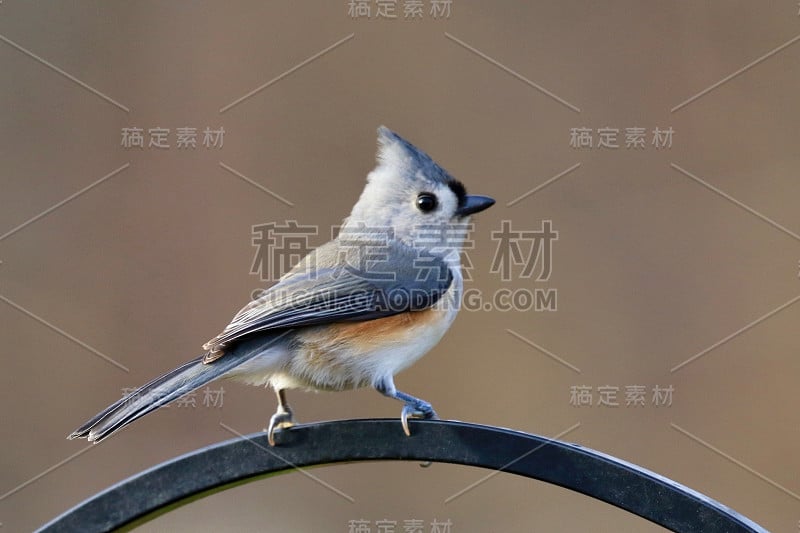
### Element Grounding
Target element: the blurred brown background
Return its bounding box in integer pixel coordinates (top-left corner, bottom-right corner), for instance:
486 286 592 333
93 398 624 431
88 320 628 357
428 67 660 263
2 1 799 531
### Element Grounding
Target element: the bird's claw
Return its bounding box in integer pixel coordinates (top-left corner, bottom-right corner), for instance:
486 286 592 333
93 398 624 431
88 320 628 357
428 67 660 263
400 402 438 436
266 409 295 446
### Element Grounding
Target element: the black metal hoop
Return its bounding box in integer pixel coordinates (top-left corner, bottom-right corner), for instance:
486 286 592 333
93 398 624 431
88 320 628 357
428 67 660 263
37 419 766 532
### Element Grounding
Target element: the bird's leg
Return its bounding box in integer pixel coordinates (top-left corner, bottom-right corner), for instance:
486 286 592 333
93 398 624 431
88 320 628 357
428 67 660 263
266 388 296 446
375 379 438 436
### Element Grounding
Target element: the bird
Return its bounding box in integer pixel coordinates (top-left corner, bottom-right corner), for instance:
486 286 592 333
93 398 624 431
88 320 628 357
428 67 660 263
69 126 495 446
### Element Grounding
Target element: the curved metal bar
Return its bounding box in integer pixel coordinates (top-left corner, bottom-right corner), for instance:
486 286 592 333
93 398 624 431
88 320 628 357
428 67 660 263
37 419 766 532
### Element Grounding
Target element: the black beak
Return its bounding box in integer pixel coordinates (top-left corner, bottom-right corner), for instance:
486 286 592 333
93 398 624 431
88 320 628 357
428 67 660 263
456 195 495 217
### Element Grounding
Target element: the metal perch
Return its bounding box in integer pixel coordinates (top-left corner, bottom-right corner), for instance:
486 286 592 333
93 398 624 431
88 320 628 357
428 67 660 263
37 419 766 532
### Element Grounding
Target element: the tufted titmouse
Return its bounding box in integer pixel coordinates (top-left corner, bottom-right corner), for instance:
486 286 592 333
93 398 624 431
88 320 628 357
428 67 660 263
69 127 494 446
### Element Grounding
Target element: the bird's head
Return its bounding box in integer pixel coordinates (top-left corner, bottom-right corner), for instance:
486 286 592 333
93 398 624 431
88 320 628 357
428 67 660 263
346 126 494 259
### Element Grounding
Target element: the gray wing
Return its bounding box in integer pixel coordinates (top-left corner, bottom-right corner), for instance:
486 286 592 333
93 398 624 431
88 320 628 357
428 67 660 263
203 240 453 356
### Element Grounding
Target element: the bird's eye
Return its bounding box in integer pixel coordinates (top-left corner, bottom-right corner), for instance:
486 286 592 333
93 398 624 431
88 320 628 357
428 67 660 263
416 193 438 213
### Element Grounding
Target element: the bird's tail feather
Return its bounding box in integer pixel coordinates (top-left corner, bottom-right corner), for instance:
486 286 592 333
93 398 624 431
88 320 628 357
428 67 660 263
68 349 263 443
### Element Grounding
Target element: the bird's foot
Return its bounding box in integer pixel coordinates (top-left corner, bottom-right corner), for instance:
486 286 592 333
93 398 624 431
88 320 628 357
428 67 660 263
400 400 438 437
266 408 295 446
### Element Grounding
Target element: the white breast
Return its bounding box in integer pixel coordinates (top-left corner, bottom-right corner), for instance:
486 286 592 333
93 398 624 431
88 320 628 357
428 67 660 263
272 266 464 392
